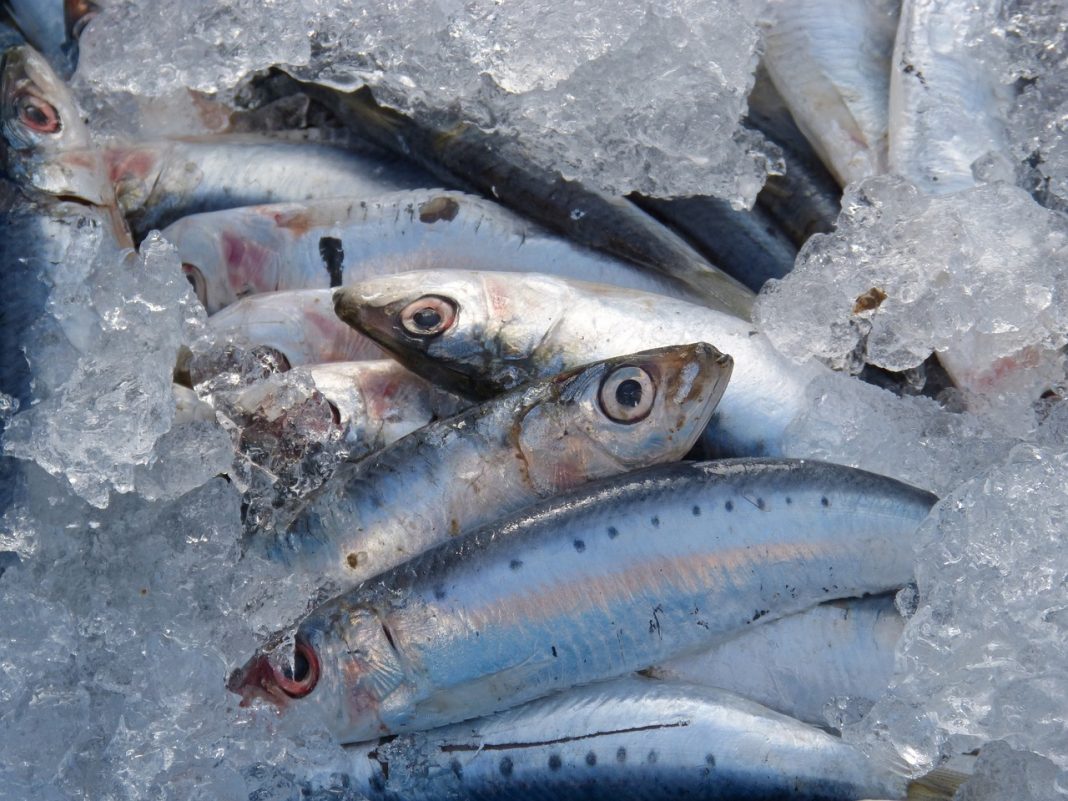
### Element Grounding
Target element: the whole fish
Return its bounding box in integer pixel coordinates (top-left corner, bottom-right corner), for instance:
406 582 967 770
762 0 900 187
889 0 1010 194
279 343 731 590
163 191 700 314
336 678 918 801
292 82 756 320
646 594 904 729
95 134 435 237
205 289 385 367
333 271 822 456
229 459 936 742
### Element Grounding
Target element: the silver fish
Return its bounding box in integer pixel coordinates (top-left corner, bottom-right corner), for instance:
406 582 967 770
889 0 1010 194
762 0 900 186
646 594 904 729
333 270 822 456
205 289 385 367
163 191 701 314
229 459 935 742
97 134 434 237
279 343 731 590
337 678 914 801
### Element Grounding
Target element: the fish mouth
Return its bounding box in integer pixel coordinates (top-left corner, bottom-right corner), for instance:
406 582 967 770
227 639 320 709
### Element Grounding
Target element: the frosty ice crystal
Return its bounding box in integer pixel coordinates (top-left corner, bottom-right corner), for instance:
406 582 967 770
754 176 1068 428
74 0 768 204
846 445 1068 790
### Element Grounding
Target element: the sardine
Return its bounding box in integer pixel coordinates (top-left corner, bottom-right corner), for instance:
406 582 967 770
647 594 903 729
229 459 936 742
762 0 900 187
333 271 822 456
279 343 731 590
205 289 385 367
96 134 434 237
163 191 701 315
338 678 912 801
292 83 756 320
889 0 1010 194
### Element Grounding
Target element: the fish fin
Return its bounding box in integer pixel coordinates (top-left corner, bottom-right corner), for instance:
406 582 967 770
906 760 975 800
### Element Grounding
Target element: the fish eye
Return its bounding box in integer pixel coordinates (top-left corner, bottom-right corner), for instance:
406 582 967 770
599 365 656 424
16 94 61 134
181 263 209 307
399 295 457 338
272 640 319 698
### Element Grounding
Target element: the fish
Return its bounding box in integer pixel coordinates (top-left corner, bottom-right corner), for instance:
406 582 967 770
762 0 900 187
336 678 917 801
205 289 386 367
95 133 435 237
333 271 823 456
228 459 936 742
291 82 756 319
889 0 1011 194
163 191 703 315
1 1 67 74
646 594 904 729
277 343 731 590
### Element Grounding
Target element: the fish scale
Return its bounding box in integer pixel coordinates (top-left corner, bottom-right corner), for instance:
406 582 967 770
233 459 936 743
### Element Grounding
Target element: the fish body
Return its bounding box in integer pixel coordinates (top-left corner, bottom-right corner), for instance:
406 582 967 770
763 0 899 187
164 191 703 314
98 134 434 236
339 678 908 801
334 271 822 456
648 594 903 728
279 343 731 590
295 84 756 319
205 289 385 367
230 459 936 742
889 0 1010 194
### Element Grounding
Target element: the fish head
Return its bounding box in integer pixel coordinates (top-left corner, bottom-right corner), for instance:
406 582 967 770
0 42 113 204
334 270 570 400
228 603 408 742
514 343 733 493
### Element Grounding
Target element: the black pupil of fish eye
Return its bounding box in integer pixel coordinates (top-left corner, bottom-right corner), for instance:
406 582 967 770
615 379 643 408
283 649 309 683
413 307 441 330
184 272 197 290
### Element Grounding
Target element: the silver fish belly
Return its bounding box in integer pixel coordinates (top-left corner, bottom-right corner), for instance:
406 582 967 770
230 459 935 742
339 678 907 801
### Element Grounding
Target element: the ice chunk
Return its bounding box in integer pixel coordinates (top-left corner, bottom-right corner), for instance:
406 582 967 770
953 741 1067 801
74 0 768 204
4 234 208 507
754 177 1068 429
848 445 1068 774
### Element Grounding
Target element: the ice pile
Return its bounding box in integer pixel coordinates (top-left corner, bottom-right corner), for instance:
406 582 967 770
73 0 769 204
846 445 1068 780
754 176 1068 429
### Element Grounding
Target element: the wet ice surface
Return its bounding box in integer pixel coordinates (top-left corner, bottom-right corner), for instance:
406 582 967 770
73 0 768 204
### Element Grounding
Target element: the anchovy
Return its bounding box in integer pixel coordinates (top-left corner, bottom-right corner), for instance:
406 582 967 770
337 678 910 801
647 594 903 728
290 82 756 319
333 271 823 456
229 459 935 742
205 289 385 367
97 134 434 237
164 191 704 314
762 0 900 186
278 343 731 591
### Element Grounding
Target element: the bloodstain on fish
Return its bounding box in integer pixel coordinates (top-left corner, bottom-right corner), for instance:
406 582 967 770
319 237 345 288
418 196 460 223
104 148 158 184
221 231 273 295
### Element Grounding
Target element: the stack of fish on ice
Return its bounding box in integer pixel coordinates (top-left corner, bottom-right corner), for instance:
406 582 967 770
6 0 1062 798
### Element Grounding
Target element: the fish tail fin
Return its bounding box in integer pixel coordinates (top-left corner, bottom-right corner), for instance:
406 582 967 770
905 758 976 800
